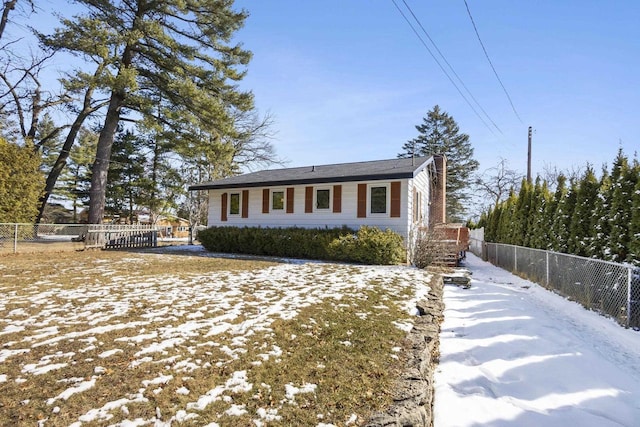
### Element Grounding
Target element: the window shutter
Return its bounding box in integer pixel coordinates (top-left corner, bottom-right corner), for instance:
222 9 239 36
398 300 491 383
262 189 269 213
391 181 401 218
305 186 313 213
413 187 417 222
221 193 228 222
286 187 294 213
242 190 249 218
333 185 342 213
357 183 367 218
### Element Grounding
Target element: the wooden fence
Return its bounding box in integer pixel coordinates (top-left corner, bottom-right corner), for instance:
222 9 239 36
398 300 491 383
85 225 158 249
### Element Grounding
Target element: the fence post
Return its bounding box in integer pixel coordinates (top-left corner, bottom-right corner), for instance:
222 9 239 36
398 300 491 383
514 245 518 271
546 251 550 287
628 267 633 328
13 223 18 254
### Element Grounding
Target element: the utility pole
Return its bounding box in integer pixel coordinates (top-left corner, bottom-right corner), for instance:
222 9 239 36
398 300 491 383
527 126 532 184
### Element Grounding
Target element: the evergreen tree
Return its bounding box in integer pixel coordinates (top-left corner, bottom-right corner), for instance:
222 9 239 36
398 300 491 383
587 167 612 259
41 0 254 224
607 150 636 262
497 189 518 243
0 137 44 222
568 165 600 256
56 128 97 222
511 178 533 246
105 130 147 222
550 176 577 253
399 105 479 221
528 178 551 249
628 177 640 266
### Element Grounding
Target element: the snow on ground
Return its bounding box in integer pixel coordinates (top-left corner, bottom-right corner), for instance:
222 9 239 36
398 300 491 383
0 247 432 426
435 253 640 427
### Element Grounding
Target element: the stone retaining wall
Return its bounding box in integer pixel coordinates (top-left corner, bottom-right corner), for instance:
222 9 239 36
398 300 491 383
366 275 445 427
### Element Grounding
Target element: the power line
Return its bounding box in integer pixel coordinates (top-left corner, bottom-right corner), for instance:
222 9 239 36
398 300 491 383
390 0 497 136
399 0 502 135
463 0 523 123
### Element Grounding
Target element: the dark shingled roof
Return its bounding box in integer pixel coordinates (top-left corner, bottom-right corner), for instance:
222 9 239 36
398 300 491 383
189 156 433 190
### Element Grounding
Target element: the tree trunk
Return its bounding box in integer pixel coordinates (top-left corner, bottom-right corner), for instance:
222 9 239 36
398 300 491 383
88 93 124 224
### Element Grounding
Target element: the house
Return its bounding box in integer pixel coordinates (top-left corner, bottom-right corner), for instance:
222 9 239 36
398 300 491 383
156 216 190 238
188 155 446 241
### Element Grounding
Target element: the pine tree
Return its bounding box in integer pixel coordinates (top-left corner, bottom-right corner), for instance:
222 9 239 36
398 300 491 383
105 130 147 223
0 138 44 222
568 165 600 256
399 105 479 221
41 0 254 224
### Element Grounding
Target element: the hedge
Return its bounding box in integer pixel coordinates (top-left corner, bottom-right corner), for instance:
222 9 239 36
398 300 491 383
197 226 406 265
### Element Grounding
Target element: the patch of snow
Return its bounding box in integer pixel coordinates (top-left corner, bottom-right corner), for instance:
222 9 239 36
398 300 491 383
98 348 123 358
434 253 640 427
47 378 96 405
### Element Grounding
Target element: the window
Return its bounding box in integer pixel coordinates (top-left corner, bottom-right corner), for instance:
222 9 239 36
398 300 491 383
370 186 387 214
316 189 330 209
272 191 284 210
230 193 240 215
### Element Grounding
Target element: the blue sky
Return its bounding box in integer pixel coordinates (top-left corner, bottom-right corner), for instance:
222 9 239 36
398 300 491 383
231 0 639 177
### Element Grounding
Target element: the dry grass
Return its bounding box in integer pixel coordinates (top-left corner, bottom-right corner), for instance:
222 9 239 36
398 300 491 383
0 247 433 426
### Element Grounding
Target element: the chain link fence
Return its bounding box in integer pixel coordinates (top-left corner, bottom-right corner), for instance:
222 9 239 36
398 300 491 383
475 242 640 329
0 223 88 254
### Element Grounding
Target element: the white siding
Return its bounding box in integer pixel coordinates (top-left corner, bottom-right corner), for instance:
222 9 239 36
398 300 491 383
207 179 413 238
407 166 432 235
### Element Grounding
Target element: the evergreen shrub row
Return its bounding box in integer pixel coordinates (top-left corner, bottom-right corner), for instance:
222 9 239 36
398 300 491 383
197 225 405 265
477 149 640 265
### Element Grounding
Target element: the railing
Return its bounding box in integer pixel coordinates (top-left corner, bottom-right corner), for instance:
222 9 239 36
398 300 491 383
474 241 640 329
0 223 159 253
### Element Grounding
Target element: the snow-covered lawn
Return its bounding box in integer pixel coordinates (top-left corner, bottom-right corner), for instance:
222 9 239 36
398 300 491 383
0 247 432 426
435 253 640 427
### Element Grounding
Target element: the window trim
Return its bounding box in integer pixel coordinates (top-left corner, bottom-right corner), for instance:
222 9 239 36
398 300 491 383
229 192 241 215
271 189 285 211
315 187 331 211
369 183 390 216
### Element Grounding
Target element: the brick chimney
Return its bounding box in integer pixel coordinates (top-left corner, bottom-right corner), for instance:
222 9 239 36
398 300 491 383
430 154 447 225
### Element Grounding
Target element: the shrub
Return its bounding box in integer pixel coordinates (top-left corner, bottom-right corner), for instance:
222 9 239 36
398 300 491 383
198 226 405 265
410 228 450 268
328 226 406 265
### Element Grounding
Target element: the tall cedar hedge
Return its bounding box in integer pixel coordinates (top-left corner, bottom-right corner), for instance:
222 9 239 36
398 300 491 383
478 149 640 266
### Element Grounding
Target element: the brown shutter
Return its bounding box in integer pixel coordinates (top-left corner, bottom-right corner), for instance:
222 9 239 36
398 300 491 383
391 181 401 218
221 193 228 222
357 183 367 218
333 185 342 213
305 186 313 213
262 189 269 213
286 187 294 213
241 190 249 218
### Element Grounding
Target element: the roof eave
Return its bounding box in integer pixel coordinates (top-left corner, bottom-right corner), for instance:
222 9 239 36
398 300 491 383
188 171 417 191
